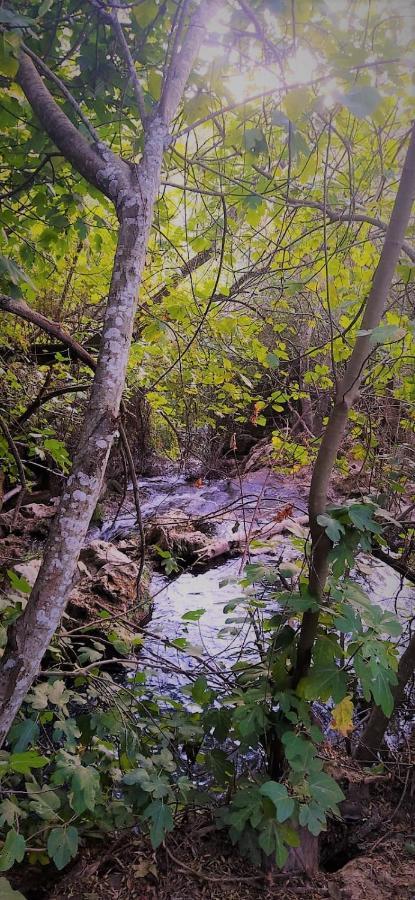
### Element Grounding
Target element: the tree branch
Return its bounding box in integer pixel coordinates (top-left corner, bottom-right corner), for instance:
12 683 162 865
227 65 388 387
21 42 100 143
0 294 96 370
16 50 131 204
89 0 147 125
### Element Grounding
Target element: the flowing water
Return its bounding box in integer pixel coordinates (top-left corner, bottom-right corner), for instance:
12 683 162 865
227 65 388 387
100 467 414 701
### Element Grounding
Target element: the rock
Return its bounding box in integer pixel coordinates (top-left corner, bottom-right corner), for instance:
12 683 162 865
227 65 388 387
145 509 210 560
80 539 136 574
9 540 152 638
13 557 41 587
19 502 57 520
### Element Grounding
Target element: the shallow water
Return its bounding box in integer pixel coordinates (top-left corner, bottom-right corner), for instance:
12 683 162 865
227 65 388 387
100 468 414 701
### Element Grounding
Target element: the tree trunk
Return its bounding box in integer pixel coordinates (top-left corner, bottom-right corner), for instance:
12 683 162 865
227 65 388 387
293 122 415 685
0 0 217 746
0 145 165 743
354 631 415 763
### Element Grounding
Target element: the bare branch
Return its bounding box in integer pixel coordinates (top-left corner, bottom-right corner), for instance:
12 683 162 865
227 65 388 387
0 294 96 370
90 1 147 125
160 0 219 124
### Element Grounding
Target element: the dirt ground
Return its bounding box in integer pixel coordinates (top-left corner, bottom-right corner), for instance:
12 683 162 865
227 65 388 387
10 763 415 900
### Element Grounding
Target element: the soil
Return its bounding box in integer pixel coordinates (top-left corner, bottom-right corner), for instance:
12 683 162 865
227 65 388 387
9 756 415 900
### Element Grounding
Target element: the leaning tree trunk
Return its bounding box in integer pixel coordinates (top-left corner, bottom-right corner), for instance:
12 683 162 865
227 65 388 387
0 0 217 747
355 631 415 762
293 122 415 685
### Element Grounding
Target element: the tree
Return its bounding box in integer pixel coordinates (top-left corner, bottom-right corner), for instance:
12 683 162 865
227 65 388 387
0 0 218 746
293 122 415 686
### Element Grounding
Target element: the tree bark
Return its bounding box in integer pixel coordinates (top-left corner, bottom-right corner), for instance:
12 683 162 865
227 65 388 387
293 123 415 685
354 631 415 763
0 0 217 747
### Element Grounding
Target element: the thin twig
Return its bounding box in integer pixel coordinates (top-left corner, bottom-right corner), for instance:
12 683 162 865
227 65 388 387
0 412 27 524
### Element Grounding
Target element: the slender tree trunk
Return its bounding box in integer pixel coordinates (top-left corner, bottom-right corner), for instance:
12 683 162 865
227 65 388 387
293 123 415 685
355 631 415 762
0 139 165 742
0 0 217 746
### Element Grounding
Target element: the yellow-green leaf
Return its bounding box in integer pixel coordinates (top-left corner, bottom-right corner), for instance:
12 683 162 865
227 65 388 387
283 88 312 122
331 696 354 736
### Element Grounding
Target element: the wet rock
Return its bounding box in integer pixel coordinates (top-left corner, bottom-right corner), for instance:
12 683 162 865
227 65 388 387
145 509 209 560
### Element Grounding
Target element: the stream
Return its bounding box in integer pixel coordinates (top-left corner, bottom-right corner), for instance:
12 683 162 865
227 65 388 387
99 467 414 702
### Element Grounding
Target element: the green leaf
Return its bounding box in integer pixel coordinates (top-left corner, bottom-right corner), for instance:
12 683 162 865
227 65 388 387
205 749 234 785
0 877 27 899
274 830 289 868
317 514 345 543
368 660 397 717
244 128 268 154
281 733 316 772
143 801 174 849
0 255 35 289
298 801 327 836
347 503 381 533
258 820 275 856
9 751 48 775
308 771 344 813
283 87 312 122
0 830 26 872
0 9 34 26
27 784 60 822
38 0 54 16
69 766 100 814
7 718 39 752
271 109 289 127
47 826 78 870
259 782 295 822
181 608 206 622
148 70 162 101
341 86 381 119
7 570 31 594
0 36 19 77
0 800 23 828
133 0 157 27
369 323 406 345
297 662 347 704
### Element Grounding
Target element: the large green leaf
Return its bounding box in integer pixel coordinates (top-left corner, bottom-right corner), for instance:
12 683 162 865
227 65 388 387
143 801 174 849
341 86 381 119
308 771 344 813
259 781 295 822
317 514 345 543
0 830 26 872
8 751 48 775
47 826 79 870
69 766 100 814
0 878 27 900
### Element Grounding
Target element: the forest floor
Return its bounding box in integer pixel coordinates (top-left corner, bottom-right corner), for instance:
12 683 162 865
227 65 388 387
11 752 415 900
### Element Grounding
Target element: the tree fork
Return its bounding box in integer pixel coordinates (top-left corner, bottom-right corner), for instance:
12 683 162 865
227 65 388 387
0 0 218 747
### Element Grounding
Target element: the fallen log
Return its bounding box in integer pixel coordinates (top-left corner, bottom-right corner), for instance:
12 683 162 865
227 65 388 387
196 515 309 563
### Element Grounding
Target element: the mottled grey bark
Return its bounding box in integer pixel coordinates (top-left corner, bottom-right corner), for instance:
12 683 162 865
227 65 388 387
0 0 217 746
